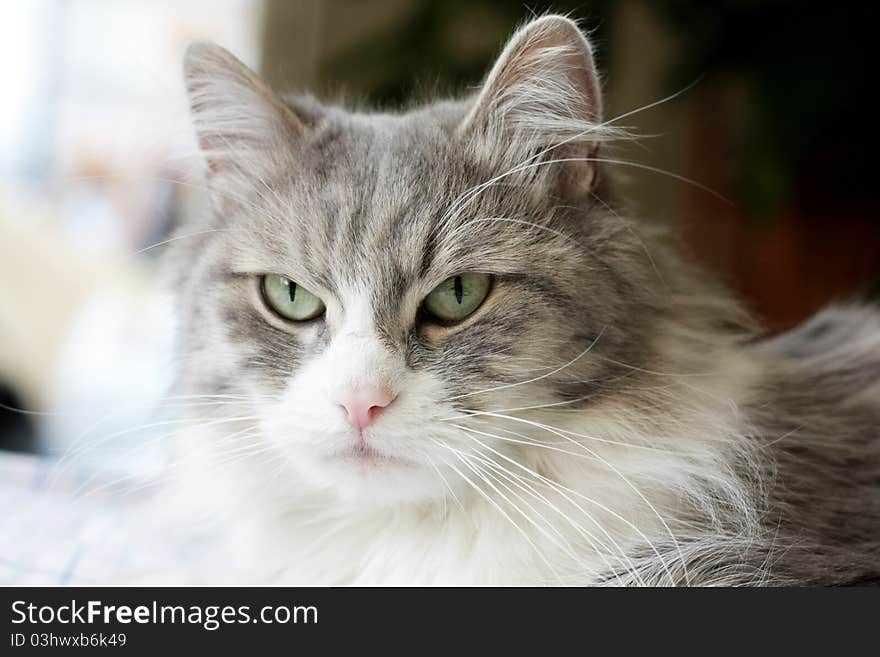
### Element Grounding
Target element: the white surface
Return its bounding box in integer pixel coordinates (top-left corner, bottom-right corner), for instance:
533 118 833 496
0 451 174 585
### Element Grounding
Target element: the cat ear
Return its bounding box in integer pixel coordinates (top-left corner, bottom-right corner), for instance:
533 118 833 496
183 42 305 174
461 16 605 198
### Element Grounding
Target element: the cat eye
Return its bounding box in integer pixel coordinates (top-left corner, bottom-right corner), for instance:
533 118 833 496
423 273 491 323
261 274 325 321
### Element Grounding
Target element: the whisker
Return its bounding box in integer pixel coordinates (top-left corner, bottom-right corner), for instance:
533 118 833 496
463 448 630 583
453 425 650 584
463 450 605 579
424 456 465 516
443 326 606 402
48 412 262 488
132 229 229 255
449 411 684 454
438 78 707 230
432 442 564 584
458 415 687 585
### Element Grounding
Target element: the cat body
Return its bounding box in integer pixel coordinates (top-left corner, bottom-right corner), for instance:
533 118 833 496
166 16 880 585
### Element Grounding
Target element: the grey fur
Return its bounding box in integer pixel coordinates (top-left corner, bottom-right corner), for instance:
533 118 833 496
170 16 879 585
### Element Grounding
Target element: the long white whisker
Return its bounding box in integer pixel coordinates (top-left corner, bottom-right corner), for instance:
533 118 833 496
133 229 229 255
464 448 630 583
434 442 564 584
453 426 650 585
458 414 686 585
48 413 261 487
443 326 606 402
439 78 705 229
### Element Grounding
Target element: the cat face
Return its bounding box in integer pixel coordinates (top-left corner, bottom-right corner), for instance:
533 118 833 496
177 17 659 504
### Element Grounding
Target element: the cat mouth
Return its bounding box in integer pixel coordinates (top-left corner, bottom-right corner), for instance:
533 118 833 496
332 443 412 467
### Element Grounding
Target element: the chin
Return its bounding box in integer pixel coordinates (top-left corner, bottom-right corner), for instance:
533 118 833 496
286 446 452 506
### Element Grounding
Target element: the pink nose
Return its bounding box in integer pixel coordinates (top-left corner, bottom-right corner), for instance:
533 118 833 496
335 386 397 432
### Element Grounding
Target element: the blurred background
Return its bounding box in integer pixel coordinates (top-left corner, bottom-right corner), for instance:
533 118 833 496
1 0 878 456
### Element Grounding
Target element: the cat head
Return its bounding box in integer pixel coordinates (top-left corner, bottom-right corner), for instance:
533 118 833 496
176 16 669 505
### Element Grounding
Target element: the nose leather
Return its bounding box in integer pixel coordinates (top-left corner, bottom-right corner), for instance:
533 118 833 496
335 386 397 431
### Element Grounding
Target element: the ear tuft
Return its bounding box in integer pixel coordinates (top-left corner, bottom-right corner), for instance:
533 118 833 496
462 15 611 197
183 42 304 173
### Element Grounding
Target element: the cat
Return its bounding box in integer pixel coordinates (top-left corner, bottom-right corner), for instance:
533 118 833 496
163 14 880 585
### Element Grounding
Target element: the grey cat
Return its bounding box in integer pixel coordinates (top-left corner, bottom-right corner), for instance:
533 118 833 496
166 15 879 585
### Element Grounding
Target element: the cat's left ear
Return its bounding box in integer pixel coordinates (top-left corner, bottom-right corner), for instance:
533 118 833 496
461 16 604 198
183 42 305 175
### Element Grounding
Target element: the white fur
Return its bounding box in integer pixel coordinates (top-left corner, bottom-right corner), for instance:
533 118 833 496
159 338 763 586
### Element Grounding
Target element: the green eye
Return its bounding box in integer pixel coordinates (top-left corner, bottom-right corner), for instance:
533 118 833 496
423 273 491 322
261 274 325 321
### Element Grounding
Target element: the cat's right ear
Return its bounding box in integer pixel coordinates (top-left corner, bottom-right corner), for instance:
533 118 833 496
183 42 305 175
459 16 607 199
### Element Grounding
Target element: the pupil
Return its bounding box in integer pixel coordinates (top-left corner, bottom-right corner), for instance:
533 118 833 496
288 280 297 303
454 276 463 304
